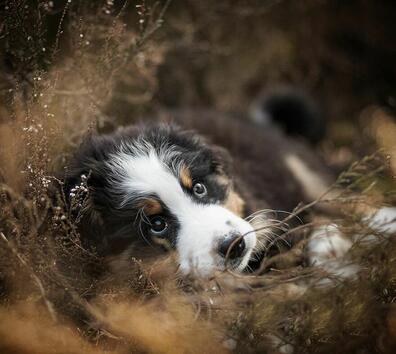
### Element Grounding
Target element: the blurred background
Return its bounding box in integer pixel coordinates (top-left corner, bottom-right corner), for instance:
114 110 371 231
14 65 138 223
0 3 396 352
1 0 396 181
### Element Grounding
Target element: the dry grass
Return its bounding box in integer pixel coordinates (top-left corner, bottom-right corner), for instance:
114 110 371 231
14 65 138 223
1 1 396 353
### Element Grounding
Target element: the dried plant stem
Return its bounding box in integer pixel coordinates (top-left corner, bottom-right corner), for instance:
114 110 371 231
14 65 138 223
0 231 58 323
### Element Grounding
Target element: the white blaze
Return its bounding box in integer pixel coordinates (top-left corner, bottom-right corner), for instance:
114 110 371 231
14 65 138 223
107 143 256 276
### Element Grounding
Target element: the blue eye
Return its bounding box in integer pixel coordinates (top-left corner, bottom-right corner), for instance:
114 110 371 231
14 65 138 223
150 216 168 235
193 183 207 197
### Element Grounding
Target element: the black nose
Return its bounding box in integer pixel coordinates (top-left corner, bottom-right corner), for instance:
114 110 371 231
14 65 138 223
218 235 246 259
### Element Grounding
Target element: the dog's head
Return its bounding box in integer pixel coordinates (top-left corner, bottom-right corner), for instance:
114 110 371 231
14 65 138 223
66 124 256 276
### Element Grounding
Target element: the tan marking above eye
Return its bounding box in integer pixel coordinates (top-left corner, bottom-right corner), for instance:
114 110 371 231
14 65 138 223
223 189 245 217
180 165 193 189
139 198 163 215
214 174 230 187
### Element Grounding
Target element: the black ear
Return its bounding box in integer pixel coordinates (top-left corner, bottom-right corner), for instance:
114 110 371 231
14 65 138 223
62 133 114 254
210 144 233 175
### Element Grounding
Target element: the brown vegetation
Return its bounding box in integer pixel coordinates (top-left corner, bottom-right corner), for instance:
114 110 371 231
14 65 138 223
0 1 396 353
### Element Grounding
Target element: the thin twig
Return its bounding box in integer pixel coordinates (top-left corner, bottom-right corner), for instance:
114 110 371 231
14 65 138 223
0 232 58 322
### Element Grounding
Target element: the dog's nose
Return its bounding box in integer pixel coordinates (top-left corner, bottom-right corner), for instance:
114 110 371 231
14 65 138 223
218 234 246 259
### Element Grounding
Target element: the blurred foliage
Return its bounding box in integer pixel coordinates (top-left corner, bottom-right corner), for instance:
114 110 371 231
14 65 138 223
0 1 396 353
1 0 396 164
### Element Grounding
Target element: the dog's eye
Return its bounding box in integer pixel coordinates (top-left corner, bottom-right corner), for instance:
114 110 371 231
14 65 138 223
149 216 168 235
193 182 207 197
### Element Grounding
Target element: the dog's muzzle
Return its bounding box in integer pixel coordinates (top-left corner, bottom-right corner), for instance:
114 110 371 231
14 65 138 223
218 234 246 260
176 204 256 276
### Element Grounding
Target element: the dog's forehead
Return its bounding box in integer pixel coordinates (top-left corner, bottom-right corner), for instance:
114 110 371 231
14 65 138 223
103 131 233 214
105 139 196 205
123 127 220 175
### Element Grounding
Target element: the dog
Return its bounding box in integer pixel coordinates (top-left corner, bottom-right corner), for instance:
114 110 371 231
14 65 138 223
65 89 395 278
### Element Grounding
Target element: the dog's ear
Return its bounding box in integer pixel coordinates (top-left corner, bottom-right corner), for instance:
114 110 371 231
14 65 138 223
63 133 111 253
64 168 108 253
210 144 233 175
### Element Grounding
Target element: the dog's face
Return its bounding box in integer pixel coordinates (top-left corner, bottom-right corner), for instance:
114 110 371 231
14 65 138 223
69 125 256 276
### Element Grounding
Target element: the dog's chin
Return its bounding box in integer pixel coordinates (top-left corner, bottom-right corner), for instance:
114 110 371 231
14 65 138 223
180 247 254 278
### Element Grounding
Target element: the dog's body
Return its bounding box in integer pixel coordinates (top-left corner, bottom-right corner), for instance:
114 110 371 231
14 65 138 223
157 108 332 213
65 93 334 277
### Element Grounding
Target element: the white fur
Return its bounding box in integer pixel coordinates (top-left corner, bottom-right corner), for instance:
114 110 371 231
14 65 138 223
284 153 328 200
307 207 396 284
366 207 396 235
308 224 352 266
307 224 358 283
106 142 256 276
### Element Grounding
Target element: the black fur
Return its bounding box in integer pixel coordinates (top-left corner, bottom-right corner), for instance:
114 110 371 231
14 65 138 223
252 87 326 144
64 108 332 269
158 109 332 213
64 124 232 257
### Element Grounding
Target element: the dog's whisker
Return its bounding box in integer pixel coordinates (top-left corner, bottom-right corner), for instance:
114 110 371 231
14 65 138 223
135 208 155 248
243 223 288 239
249 216 291 230
245 209 304 226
